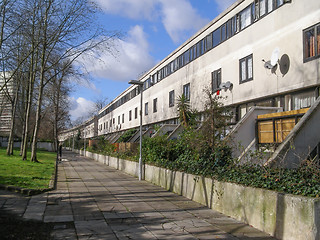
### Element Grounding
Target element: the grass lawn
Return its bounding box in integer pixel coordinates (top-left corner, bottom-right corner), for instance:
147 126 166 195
0 147 56 190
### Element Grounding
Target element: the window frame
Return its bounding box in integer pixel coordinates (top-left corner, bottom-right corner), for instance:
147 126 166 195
153 98 157 113
303 23 320 62
239 4 253 31
145 102 148 116
183 83 191 101
212 68 222 93
239 54 253 84
169 90 175 107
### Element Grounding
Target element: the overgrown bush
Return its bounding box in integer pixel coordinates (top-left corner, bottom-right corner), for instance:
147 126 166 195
142 127 233 176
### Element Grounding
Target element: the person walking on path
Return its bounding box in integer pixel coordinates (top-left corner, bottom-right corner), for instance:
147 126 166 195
58 144 62 161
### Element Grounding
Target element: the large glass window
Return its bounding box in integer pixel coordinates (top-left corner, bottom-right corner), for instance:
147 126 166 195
178 54 184 68
292 91 316 110
303 23 320 62
221 24 227 42
205 33 212 52
183 83 190 101
276 0 284 7
184 50 190 64
212 28 221 47
226 19 232 39
239 54 253 83
267 0 273 13
212 69 221 92
259 0 266 16
240 5 252 30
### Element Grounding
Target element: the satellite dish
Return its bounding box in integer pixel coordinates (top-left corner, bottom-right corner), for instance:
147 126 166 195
270 47 280 66
263 60 274 69
279 54 290 76
219 81 233 91
219 82 226 89
225 81 233 89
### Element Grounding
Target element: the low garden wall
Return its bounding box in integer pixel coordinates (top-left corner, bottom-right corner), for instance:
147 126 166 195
71 149 319 240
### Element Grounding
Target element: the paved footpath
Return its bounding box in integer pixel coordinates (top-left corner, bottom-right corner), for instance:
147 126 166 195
0 151 277 240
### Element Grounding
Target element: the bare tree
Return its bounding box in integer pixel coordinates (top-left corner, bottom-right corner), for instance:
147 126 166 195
26 0 116 162
0 0 117 162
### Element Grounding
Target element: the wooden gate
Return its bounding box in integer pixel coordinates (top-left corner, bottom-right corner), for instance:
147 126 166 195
257 108 309 144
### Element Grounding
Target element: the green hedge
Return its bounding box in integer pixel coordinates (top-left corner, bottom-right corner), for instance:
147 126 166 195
141 130 320 198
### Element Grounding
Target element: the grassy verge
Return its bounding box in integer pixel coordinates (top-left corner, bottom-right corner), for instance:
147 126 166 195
0 147 56 190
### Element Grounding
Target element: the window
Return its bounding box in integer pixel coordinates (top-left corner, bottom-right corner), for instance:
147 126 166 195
240 5 252 30
303 23 320 62
276 0 284 8
205 33 212 52
239 54 253 83
184 50 190 64
118 116 120 124
212 69 222 92
153 98 157 113
135 107 138 119
152 73 158 84
183 83 190 101
259 0 267 17
212 28 221 47
169 90 175 107
292 90 316 110
178 54 184 68
145 102 148 116
226 19 232 39
221 24 227 42
267 0 273 13
122 114 124 124
129 110 132 121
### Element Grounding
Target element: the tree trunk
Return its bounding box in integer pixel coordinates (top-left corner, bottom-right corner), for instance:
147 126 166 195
21 69 35 161
30 0 51 163
6 84 19 155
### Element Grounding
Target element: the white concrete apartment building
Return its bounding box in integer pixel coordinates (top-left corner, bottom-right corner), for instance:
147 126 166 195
0 73 14 137
60 0 320 163
95 0 319 132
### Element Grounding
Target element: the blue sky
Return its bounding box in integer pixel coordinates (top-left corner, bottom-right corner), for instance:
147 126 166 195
69 0 237 121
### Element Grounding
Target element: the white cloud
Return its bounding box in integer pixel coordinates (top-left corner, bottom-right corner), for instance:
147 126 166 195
94 0 158 20
77 25 155 82
94 0 209 44
159 0 209 43
69 97 95 121
214 0 237 12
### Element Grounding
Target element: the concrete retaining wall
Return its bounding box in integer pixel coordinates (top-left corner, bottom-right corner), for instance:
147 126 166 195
72 149 319 240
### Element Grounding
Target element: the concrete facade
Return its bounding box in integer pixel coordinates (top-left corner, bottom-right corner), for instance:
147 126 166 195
60 0 320 145
0 73 15 136
73 149 320 240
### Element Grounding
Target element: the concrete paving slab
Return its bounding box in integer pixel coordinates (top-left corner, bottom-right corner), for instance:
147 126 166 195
0 150 277 240
74 219 113 235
